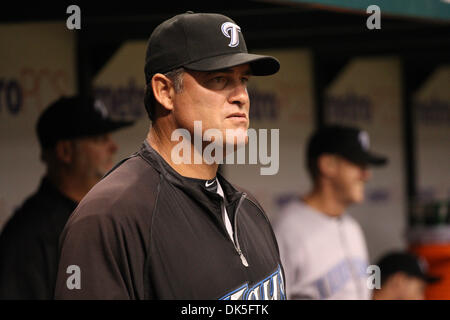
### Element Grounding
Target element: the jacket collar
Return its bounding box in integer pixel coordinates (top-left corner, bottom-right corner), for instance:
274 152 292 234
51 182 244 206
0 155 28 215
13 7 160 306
38 176 78 209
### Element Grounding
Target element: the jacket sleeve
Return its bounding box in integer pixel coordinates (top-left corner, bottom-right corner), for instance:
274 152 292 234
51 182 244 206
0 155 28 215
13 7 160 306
54 209 148 300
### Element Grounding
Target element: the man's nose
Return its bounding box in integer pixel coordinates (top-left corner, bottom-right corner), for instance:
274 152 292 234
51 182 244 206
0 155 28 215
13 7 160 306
229 82 249 108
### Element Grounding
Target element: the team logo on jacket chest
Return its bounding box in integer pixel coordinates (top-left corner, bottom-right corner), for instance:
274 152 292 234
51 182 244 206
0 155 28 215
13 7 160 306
219 266 286 300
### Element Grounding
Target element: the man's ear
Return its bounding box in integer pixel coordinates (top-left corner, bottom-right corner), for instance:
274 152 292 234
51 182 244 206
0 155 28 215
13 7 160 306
54 140 75 165
151 73 175 112
318 154 337 178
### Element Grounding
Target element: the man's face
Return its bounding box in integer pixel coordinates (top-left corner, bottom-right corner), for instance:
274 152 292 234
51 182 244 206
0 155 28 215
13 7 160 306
72 133 118 187
331 156 372 205
172 64 251 147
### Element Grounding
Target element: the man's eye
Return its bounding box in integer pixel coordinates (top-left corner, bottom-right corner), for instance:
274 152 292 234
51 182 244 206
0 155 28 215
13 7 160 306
241 77 249 84
206 76 228 89
213 77 226 83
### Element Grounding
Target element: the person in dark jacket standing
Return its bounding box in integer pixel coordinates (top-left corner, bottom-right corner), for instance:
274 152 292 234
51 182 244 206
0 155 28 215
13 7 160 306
0 96 133 299
54 12 285 300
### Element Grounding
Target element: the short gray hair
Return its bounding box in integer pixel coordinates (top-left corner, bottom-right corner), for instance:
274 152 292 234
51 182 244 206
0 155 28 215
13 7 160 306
144 67 184 121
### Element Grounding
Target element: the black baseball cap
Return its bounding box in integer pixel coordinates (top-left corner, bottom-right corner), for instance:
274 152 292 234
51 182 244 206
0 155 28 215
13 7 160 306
376 251 440 284
37 96 134 149
307 124 388 167
144 11 280 84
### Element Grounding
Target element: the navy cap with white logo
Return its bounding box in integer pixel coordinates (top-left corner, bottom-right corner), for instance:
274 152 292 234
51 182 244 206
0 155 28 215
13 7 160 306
144 11 280 84
307 124 388 167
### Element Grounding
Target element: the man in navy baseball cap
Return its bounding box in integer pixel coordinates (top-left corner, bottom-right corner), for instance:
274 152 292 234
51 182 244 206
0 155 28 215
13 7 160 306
0 95 134 299
307 124 388 172
275 124 388 299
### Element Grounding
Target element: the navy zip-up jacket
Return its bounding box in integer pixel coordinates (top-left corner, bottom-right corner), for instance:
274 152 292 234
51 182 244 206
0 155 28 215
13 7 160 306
54 141 285 300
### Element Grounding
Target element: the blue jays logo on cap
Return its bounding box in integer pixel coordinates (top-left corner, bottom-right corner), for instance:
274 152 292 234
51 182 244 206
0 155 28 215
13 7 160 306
94 99 109 119
221 22 241 47
358 130 370 151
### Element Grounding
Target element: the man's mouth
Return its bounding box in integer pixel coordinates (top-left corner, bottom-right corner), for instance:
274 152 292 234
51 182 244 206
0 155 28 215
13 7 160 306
226 113 247 121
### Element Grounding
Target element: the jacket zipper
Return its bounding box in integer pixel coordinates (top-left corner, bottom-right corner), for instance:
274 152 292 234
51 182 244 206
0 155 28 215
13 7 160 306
232 193 249 267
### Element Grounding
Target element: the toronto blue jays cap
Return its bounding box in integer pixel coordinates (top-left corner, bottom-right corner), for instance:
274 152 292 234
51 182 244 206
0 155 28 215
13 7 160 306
37 95 134 149
307 124 388 167
144 11 280 84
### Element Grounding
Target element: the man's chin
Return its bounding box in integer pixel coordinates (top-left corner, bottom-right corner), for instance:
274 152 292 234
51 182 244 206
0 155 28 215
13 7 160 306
224 132 248 152
223 141 248 154
224 127 248 141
